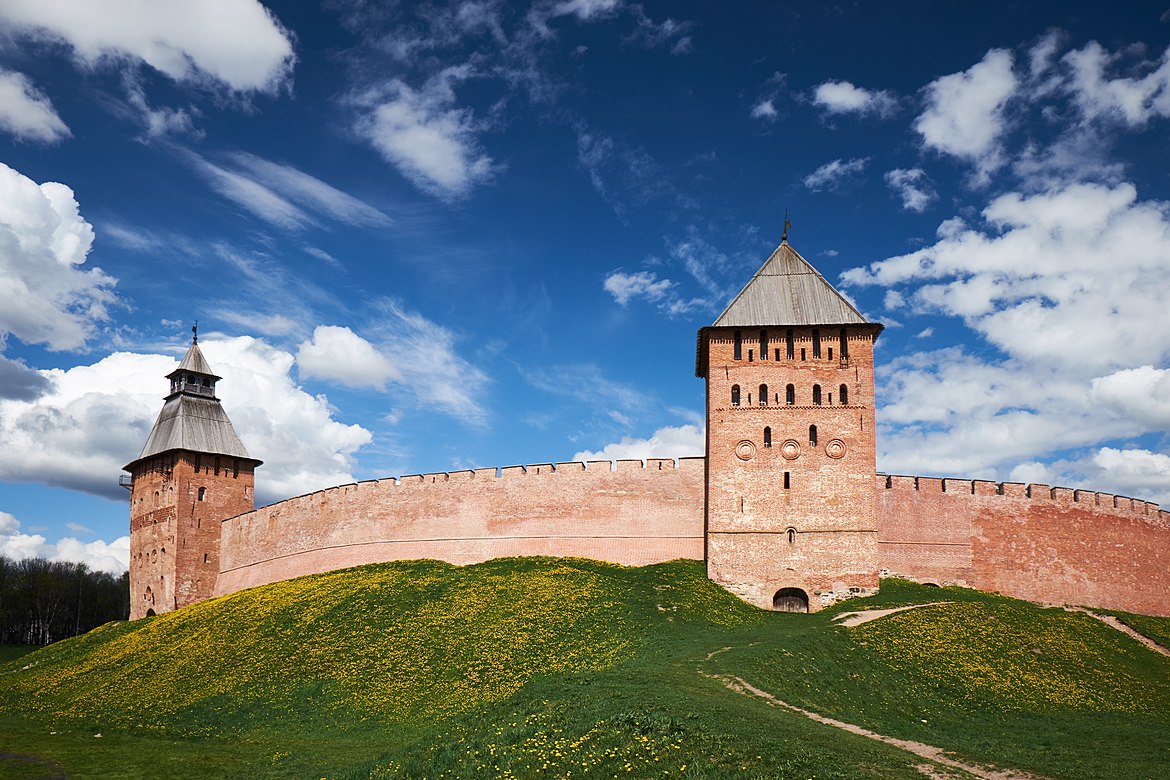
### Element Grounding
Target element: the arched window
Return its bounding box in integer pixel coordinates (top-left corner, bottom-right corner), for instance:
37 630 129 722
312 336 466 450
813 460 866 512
786 329 795 359
812 384 822 405
760 329 769 360
197 487 206 501
840 327 849 359
731 385 740 406
763 427 772 448
786 384 795 405
787 528 796 544
839 384 849 405
809 425 818 447
812 329 821 359
733 330 742 360
759 384 768 405
214 456 221 476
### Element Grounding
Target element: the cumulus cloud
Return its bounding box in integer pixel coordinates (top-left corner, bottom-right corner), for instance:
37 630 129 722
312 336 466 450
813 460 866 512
603 270 672 305
0 338 373 506
1065 41 1170 126
884 168 937 212
812 80 896 117
298 306 489 425
0 511 129 575
0 353 54 401
0 0 294 93
297 325 401 390
0 68 71 143
0 162 115 351
1089 448 1170 505
572 423 704 462
803 157 869 191
353 68 496 199
914 48 1017 180
845 182 1170 504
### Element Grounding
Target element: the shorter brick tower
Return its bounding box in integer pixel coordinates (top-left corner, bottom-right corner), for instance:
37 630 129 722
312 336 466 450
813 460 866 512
124 331 260 619
697 234 883 612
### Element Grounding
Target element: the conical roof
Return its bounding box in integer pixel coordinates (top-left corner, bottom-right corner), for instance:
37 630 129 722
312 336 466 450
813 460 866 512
167 340 220 380
695 240 881 377
125 338 259 470
712 241 870 328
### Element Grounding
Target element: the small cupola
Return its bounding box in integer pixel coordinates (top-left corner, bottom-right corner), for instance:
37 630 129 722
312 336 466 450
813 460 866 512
166 324 222 399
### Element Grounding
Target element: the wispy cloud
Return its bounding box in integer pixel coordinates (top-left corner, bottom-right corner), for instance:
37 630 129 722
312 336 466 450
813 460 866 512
802 157 869 191
0 68 70 143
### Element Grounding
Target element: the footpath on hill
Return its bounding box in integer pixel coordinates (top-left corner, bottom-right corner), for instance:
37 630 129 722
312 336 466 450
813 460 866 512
710 673 1044 780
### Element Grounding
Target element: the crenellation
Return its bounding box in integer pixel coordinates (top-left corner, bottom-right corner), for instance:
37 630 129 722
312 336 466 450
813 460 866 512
616 459 644 473
499 465 526 479
555 461 586 473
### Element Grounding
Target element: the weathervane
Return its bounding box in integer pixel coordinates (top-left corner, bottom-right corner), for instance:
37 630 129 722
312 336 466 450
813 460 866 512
192 320 198 344
781 210 791 243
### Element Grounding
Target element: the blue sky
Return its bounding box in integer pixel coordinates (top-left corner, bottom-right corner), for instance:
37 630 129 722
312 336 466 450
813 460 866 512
2 1 1170 574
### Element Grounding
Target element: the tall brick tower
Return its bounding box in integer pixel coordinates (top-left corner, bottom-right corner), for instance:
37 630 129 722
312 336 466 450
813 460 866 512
696 233 883 612
124 331 261 618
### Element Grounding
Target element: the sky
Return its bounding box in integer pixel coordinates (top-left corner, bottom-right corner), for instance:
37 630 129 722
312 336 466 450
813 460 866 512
2 0 1170 576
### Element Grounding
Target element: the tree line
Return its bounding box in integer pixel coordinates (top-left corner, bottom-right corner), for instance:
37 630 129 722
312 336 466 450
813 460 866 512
0 556 129 645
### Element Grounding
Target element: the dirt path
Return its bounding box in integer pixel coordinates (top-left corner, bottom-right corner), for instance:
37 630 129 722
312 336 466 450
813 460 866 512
711 673 1045 780
833 602 949 628
1065 607 1170 658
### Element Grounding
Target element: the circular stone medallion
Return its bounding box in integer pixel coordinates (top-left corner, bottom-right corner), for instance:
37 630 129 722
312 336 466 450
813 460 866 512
734 440 756 461
826 439 847 459
780 440 801 460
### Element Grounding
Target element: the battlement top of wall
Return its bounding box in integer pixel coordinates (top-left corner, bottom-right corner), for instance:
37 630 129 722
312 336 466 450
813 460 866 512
876 472 1167 521
230 455 708 522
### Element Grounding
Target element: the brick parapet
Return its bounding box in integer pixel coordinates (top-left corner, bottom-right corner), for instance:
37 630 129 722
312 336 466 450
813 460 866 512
876 472 1170 616
215 457 707 598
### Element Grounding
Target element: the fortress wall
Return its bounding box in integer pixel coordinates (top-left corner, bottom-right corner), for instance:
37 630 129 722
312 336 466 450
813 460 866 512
877 475 1170 616
215 457 706 597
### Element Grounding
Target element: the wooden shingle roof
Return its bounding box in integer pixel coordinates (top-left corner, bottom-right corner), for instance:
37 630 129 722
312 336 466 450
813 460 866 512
696 240 881 377
712 241 870 328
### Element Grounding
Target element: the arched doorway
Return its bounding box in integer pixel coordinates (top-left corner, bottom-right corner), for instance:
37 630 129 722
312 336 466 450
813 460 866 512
145 609 156 617
772 587 809 613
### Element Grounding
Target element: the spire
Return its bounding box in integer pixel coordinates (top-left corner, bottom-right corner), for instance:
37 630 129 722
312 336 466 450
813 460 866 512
125 325 259 470
192 320 198 344
781 210 791 244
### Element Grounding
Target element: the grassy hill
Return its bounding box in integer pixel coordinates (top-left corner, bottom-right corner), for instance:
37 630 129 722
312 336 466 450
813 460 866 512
1 558 1168 779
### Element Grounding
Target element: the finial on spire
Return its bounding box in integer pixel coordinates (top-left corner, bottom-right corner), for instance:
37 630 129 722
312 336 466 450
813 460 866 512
192 321 198 344
781 210 791 244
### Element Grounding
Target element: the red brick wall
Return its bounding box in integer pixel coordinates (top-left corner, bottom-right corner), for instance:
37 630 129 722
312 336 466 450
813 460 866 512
876 475 1170 616
703 325 881 610
129 452 255 618
215 458 705 598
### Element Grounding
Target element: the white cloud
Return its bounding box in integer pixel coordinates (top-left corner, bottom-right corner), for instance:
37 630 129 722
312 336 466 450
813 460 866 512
0 0 294 93
0 338 373 506
0 68 70 143
884 168 937 212
1091 366 1170 429
803 157 869 191
1090 448 1170 505
812 80 896 117
0 162 114 351
914 48 1017 180
0 511 129 575
846 182 1170 504
227 153 392 228
550 0 622 21
190 155 309 230
1065 42 1170 126
299 307 489 425
572 423 704 462
354 68 496 199
603 270 672 305
297 325 401 390
750 98 778 121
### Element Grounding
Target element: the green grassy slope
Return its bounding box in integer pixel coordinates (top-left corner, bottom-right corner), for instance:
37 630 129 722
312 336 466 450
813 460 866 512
2 559 1168 780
